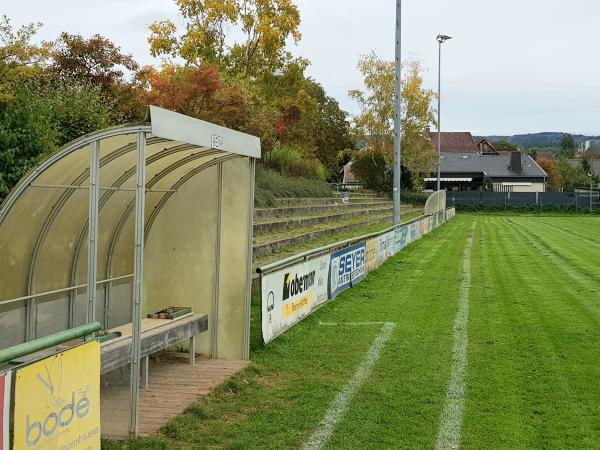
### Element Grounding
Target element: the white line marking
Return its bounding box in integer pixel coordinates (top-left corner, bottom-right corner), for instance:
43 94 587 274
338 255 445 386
436 224 475 450
318 321 391 326
303 322 396 450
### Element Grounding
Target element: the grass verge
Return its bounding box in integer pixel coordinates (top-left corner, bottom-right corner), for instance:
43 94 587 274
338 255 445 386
104 214 600 449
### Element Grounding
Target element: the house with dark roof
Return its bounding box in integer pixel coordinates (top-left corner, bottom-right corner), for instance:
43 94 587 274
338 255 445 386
424 151 548 192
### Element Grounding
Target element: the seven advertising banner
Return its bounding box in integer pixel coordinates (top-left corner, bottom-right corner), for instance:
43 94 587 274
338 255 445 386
261 255 330 343
0 372 10 450
14 341 101 450
329 242 366 298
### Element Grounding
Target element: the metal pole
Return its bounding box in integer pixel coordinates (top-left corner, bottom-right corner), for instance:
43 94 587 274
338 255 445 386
129 131 146 438
393 0 402 226
87 140 100 323
437 40 442 192
211 163 223 358
243 158 255 360
0 322 101 365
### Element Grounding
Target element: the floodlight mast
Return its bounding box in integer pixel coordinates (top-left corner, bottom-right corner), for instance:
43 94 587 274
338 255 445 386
393 0 402 226
436 34 452 192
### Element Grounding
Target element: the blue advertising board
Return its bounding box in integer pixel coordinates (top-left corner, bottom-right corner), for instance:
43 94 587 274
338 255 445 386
329 242 366 298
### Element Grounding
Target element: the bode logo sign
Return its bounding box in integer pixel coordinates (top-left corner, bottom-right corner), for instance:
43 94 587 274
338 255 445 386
24 392 91 447
14 341 100 450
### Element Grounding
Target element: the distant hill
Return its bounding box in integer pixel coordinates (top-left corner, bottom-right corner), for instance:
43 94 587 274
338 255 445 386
475 132 600 150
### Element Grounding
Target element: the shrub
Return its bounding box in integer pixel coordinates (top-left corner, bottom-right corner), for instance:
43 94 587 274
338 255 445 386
350 147 414 193
401 191 429 206
0 86 58 200
43 80 118 146
263 144 327 180
351 148 391 192
0 80 119 201
254 166 333 207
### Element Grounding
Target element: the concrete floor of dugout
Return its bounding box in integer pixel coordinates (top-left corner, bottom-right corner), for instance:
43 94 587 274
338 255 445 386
100 355 249 439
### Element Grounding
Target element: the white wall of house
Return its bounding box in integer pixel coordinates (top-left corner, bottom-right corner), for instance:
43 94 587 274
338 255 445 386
493 182 546 193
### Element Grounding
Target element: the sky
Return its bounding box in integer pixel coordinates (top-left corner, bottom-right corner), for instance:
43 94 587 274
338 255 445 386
4 0 600 135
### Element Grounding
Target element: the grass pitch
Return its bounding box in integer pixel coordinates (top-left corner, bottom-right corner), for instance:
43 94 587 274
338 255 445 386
105 214 600 449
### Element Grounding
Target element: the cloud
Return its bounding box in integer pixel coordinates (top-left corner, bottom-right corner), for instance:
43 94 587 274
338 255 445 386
5 0 600 134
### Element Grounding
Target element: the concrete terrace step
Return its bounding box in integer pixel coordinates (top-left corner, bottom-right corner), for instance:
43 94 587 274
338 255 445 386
252 213 393 258
253 206 394 234
271 196 389 207
254 200 396 219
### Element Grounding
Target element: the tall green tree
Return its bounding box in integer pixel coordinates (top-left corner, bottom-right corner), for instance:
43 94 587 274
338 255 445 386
0 86 57 198
560 133 575 157
148 0 301 80
349 53 436 187
0 15 51 102
492 140 518 153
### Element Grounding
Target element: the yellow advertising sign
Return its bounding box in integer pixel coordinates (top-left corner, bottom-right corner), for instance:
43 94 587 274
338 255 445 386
14 341 101 450
365 238 379 273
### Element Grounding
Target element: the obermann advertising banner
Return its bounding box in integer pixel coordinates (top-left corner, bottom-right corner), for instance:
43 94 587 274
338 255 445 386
14 341 100 450
329 242 366 298
261 255 330 344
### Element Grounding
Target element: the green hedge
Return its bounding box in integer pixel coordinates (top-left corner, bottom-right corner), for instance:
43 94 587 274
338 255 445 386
254 166 334 207
401 191 430 206
455 203 600 214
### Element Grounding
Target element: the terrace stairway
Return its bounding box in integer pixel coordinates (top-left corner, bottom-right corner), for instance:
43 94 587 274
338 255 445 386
252 192 419 260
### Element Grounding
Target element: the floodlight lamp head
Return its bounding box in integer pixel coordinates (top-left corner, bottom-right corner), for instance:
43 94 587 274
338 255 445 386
437 34 452 43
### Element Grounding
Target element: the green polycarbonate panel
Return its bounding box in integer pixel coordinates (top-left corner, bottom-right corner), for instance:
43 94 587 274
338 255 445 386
216 157 251 360
143 165 219 355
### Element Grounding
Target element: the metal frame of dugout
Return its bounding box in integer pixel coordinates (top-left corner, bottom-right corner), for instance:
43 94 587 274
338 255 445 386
0 106 260 437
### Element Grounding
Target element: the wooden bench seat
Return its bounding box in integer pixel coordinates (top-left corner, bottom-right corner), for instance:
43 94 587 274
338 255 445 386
100 313 208 375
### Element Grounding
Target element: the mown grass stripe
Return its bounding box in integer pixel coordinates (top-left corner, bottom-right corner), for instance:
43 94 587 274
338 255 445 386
436 223 475 450
302 322 396 450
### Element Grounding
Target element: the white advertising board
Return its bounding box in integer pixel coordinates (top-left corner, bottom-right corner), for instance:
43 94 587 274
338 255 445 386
261 255 330 343
377 231 395 264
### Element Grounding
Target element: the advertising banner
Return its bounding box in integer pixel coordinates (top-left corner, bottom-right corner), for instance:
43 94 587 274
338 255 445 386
446 207 456 220
14 341 101 450
419 218 427 236
409 221 421 243
377 231 395 263
365 238 379 273
261 255 330 343
0 372 11 450
329 242 366 298
394 224 409 253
